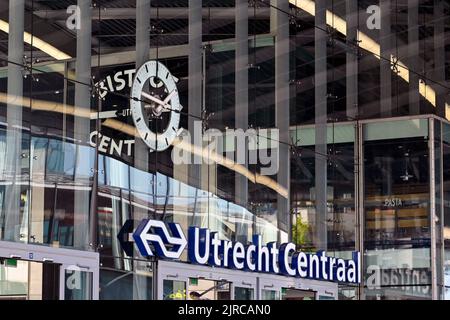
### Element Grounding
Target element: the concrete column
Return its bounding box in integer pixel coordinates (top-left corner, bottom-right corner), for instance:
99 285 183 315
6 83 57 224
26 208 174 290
73 0 92 250
346 0 358 120
133 0 152 301
188 0 203 227
380 0 392 117
271 0 290 242
133 0 151 217
235 0 249 243
434 0 446 118
136 0 151 68
4 0 25 241
433 0 445 299
315 0 327 251
408 0 420 115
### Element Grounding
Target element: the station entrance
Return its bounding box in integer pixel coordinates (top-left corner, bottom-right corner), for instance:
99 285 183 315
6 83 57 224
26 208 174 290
157 260 338 300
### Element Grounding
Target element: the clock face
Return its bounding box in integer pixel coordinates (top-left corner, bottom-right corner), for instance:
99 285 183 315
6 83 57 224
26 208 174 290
130 61 182 152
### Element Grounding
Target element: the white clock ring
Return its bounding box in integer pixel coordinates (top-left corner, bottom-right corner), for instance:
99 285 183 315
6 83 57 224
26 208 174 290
130 60 183 152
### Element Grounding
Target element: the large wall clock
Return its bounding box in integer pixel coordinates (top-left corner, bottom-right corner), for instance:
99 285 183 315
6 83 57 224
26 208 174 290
130 60 183 152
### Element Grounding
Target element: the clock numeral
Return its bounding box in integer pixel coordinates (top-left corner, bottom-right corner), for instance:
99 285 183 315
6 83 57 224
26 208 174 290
136 117 142 122
145 64 149 73
144 133 149 140
137 77 142 84
165 138 169 146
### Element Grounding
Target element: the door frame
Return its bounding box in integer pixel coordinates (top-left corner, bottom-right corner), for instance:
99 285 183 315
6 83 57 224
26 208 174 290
157 260 338 300
257 272 338 300
0 240 99 300
157 260 258 300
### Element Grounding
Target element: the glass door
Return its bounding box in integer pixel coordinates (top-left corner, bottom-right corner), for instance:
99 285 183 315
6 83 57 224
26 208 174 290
63 266 94 300
157 260 258 301
162 278 187 300
258 273 338 300
258 274 293 300
0 240 99 300
234 285 255 300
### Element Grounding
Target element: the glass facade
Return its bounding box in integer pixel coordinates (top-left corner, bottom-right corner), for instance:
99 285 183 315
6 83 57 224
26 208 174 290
0 0 447 300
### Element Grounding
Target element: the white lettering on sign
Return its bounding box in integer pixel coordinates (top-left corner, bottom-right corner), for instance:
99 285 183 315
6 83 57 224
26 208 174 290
95 67 179 100
90 131 135 157
96 69 136 99
384 198 403 207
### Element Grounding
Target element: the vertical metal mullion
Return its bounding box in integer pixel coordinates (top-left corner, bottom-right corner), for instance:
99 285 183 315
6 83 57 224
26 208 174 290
73 0 92 250
408 0 420 115
4 0 25 242
380 0 392 117
235 0 249 243
346 0 357 120
134 0 151 181
434 0 446 118
356 121 364 300
63 61 68 142
439 121 445 299
134 0 152 301
430 119 437 300
189 0 203 226
134 0 151 217
315 0 327 251
271 0 290 243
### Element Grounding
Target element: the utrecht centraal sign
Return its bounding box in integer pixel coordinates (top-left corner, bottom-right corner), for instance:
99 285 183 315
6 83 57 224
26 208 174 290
118 219 361 284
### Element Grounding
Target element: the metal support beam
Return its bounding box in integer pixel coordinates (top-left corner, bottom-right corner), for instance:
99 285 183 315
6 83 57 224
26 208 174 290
355 122 365 300
73 0 92 250
346 0 358 120
136 0 151 69
133 0 152 301
434 0 446 118
33 7 273 21
315 0 327 251
429 119 438 300
433 0 446 300
235 0 249 243
4 0 25 242
380 0 392 117
271 0 291 243
134 0 151 179
189 0 203 227
408 0 420 115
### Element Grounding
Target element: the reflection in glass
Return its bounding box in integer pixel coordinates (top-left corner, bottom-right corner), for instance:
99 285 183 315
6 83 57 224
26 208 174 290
163 279 186 300
64 269 93 300
234 287 254 300
363 121 431 299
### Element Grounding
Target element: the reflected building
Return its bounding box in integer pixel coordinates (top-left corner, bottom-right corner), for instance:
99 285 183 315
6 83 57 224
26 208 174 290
0 0 447 300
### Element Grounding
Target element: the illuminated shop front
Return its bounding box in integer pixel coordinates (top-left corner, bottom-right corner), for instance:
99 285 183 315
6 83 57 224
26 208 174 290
0 0 448 300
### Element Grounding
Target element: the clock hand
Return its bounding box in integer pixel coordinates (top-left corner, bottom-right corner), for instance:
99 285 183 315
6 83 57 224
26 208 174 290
144 104 171 114
163 90 176 106
149 90 177 113
141 91 166 106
